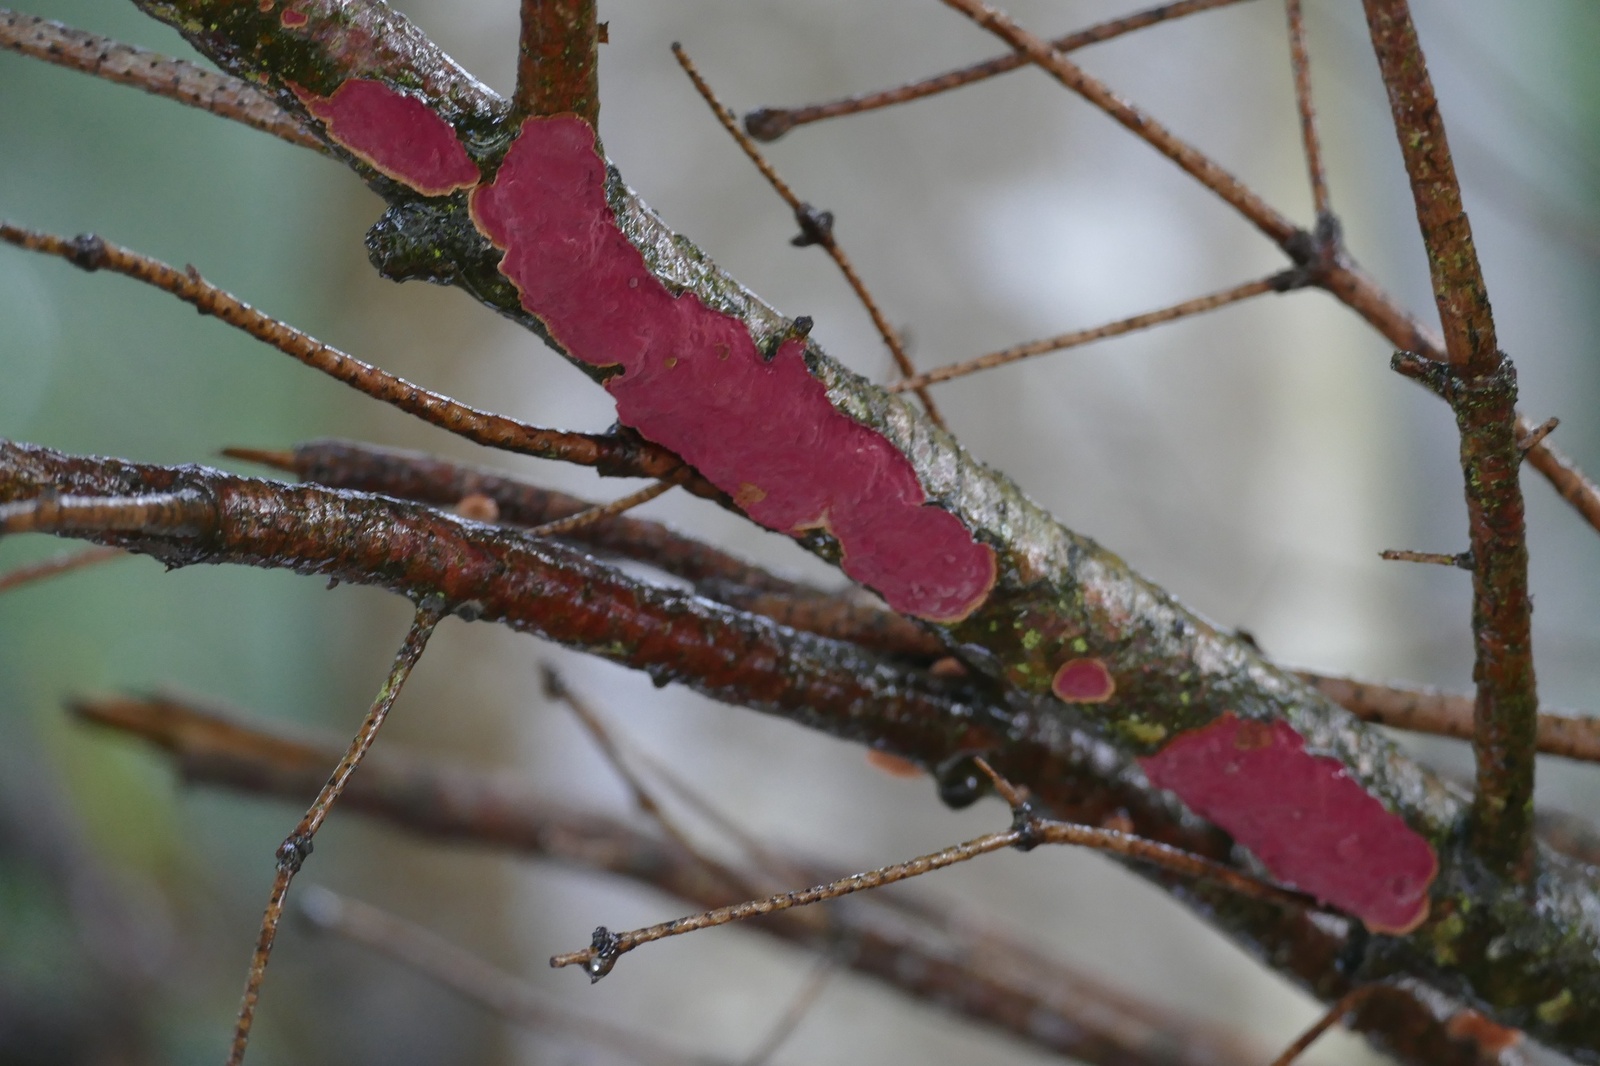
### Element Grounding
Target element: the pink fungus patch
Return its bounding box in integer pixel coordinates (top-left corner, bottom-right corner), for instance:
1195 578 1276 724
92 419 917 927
469 116 997 621
1052 657 1116 703
293 79 479 196
279 7 307 27
1139 713 1436 933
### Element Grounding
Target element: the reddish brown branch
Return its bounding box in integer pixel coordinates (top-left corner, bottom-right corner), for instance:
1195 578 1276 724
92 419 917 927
514 0 599 124
233 440 792 592
742 0 1248 141
1368 0 1537 881
0 10 323 152
1298 672 1600 765
234 440 942 659
695 581 945 660
1361 2 1497 375
0 221 701 492
76 693 1267 1066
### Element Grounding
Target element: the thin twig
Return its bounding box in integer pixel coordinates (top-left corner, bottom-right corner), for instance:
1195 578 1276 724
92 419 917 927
550 808 1315 982
1283 0 1331 220
0 545 126 594
1516 416 1559 455
1298 672 1600 764
919 0 1600 545
513 0 599 124
74 691 1271 1066
742 0 1250 141
227 601 443 1066
298 887 715 1066
0 221 699 490
1268 986 1380 1066
672 43 946 428
936 0 1300 248
1368 0 1537 881
888 274 1284 391
1524 434 1600 533
1379 548 1471 568
0 10 323 152
527 480 673 537
540 665 716 864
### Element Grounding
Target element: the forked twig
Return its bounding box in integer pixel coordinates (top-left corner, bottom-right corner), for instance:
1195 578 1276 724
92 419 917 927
936 0 1298 247
0 545 126 594
0 221 700 492
742 0 1249 141
887 274 1287 391
0 10 323 151
550 766 1315 982
672 43 946 428
928 0 1600 543
227 600 444 1066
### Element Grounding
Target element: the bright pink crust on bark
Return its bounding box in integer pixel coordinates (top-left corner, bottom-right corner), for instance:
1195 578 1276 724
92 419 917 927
469 116 997 621
1139 713 1436 933
279 8 308 27
1052 657 1116 702
293 80 479 196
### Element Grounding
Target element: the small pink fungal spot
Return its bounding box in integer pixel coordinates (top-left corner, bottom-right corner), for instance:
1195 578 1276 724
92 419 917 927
292 79 479 196
470 116 997 621
1052 657 1116 703
279 7 307 27
1139 713 1437 934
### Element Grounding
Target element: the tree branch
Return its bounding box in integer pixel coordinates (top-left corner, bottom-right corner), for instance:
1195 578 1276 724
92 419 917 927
1365 0 1537 881
742 0 1251 141
1299 673 1600 765
21 0 1598 1053
0 221 702 491
0 10 323 151
75 691 1521 1066
513 0 598 124
77 692 1266 1066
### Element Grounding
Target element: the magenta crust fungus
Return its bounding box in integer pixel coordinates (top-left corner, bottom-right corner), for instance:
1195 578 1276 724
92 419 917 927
1139 713 1437 933
1051 657 1116 703
469 116 996 621
293 79 480 196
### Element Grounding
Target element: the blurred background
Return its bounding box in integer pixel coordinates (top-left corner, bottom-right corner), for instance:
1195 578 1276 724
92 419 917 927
2 0 1597 1063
